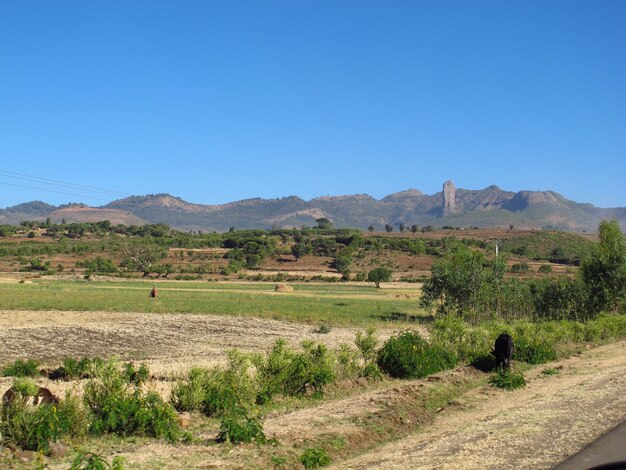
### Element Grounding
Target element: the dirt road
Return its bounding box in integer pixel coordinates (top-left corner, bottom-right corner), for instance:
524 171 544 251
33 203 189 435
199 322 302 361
334 341 626 470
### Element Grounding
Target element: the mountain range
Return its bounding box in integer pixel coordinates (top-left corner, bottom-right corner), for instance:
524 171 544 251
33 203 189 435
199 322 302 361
1 181 624 233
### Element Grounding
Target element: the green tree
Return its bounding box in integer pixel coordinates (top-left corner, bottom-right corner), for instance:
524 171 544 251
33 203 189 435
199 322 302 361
399 223 406 233
581 219 626 313
120 244 167 277
420 246 486 316
367 267 392 288
384 224 393 233
410 224 419 233
316 218 333 230
367 225 375 233
291 243 309 261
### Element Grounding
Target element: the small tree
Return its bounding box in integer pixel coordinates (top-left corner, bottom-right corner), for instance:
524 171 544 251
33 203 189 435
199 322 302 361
291 243 309 261
368 267 392 288
581 219 626 313
399 223 406 233
316 218 333 230
367 225 375 233
384 224 393 233
410 224 419 233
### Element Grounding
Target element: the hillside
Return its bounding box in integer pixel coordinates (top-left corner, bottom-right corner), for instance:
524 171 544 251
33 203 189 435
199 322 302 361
1 182 624 232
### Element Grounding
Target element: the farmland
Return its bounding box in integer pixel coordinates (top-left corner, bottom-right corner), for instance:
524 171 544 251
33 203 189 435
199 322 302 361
0 222 624 469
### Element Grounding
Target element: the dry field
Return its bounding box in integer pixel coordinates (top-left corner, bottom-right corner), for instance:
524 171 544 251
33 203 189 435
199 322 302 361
0 307 625 469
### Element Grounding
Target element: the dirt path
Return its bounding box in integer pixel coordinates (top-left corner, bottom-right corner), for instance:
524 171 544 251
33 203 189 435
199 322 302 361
334 340 626 470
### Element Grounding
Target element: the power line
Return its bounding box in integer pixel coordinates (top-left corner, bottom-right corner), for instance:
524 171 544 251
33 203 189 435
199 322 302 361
0 180 113 203
0 170 132 197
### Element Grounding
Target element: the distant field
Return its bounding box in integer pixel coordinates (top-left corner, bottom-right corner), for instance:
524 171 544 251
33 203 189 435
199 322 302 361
0 279 426 326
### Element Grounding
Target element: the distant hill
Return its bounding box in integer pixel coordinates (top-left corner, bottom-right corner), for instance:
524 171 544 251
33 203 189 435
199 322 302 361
1 182 624 232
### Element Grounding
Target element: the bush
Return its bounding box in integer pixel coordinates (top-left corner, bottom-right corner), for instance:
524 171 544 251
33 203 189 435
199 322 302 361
70 452 126 470
0 382 88 453
2 359 40 377
539 264 552 274
513 334 557 364
300 447 333 468
355 327 382 380
377 330 458 379
255 339 335 403
172 351 256 417
83 360 180 441
216 410 266 444
488 369 526 390
51 357 104 380
510 262 530 273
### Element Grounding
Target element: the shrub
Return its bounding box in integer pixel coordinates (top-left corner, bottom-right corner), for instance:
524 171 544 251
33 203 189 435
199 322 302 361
334 344 360 381
0 381 88 453
255 339 335 403
2 359 40 377
51 357 103 380
171 367 212 412
216 410 266 444
300 447 333 469
377 330 458 379
539 264 552 274
489 369 526 390
510 262 530 273
355 327 382 380
83 360 180 441
513 335 557 364
172 351 256 417
70 452 126 470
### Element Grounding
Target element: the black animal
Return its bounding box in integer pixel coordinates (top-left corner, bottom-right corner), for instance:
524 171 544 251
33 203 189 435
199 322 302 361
492 333 514 370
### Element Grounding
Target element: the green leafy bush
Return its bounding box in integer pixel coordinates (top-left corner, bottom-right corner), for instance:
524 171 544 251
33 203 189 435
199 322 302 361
2 359 40 377
513 335 557 364
489 369 526 389
51 357 104 380
70 452 126 470
216 410 266 444
171 351 256 416
355 327 382 380
255 339 335 403
0 382 88 453
377 330 458 379
83 360 180 441
300 447 333 468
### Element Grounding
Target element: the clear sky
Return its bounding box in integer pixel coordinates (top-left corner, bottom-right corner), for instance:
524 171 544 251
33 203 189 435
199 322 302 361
1 1 625 209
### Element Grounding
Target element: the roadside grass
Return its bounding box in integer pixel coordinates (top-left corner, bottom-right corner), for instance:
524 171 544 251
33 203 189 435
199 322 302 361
0 280 427 326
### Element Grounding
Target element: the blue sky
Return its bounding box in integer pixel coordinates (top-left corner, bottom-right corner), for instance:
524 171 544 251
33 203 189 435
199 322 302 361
1 1 625 209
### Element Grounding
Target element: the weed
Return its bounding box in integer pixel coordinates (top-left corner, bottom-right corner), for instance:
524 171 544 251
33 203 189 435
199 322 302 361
70 452 126 469
488 369 526 390
312 324 332 334
300 447 332 469
83 359 180 441
542 368 560 376
216 410 266 444
2 359 40 377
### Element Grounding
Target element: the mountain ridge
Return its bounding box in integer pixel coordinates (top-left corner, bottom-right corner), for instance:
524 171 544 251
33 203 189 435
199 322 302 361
1 182 624 232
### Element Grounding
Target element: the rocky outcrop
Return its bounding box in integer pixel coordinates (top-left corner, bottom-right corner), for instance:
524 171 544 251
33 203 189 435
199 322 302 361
442 180 458 215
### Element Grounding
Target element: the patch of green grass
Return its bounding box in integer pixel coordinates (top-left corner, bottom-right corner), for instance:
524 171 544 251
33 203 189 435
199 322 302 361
0 280 427 327
542 368 560 376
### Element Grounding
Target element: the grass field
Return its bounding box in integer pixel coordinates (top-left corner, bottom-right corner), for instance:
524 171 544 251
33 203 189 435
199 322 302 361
0 279 427 326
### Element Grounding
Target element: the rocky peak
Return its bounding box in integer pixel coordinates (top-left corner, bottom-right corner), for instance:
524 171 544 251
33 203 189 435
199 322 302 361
442 180 458 215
